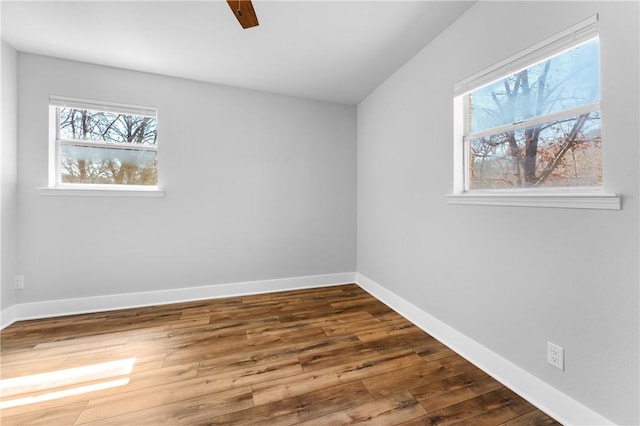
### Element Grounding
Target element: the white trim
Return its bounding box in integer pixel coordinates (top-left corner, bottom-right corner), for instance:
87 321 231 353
454 15 599 96
49 106 58 186
49 95 156 118
3 272 356 324
355 273 614 426
1 305 17 330
452 96 465 193
39 186 165 198
58 139 157 152
465 102 600 142
445 192 621 210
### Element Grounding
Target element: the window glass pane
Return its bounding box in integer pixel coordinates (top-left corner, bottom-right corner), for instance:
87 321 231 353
469 38 599 134
60 144 157 185
58 108 157 146
468 112 601 189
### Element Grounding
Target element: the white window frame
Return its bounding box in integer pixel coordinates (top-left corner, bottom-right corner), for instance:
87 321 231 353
447 15 620 210
41 96 164 197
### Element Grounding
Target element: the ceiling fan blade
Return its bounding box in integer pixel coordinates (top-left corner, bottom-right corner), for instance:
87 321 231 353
226 0 259 29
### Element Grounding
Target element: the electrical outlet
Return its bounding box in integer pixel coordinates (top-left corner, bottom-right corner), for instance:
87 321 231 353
14 275 24 290
547 342 564 371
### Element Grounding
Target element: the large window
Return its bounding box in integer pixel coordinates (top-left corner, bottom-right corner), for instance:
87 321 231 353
48 96 158 189
465 38 600 190
452 16 611 200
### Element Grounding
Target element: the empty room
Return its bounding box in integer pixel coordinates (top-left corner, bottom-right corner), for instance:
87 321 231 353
1 1 638 425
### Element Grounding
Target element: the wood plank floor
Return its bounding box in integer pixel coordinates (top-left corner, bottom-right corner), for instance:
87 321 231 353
0 284 560 425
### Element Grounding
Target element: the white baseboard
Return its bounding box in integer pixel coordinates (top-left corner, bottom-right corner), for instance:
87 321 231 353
2 272 356 326
355 273 614 426
1 304 17 330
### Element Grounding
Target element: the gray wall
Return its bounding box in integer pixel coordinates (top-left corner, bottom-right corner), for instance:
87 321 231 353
7 2 639 422
357 2 638 424
16 54 356 303
1 41 18 312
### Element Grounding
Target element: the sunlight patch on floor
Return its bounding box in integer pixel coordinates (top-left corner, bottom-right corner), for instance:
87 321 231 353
0 357 136 409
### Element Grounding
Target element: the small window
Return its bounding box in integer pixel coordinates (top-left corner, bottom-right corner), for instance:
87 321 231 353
454 16 602 193
49 97 158 189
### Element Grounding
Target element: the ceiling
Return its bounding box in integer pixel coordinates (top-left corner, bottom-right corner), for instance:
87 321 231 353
1 1 474 105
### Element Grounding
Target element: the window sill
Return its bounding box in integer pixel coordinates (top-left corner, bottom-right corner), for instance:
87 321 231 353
445 192 621 210
39 186 164 198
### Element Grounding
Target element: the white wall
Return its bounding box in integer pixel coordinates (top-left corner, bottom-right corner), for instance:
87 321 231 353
1 41 18 314
16 54 356 303
357 2 638 424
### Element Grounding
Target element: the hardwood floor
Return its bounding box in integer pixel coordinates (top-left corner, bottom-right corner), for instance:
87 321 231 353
0 284 560 425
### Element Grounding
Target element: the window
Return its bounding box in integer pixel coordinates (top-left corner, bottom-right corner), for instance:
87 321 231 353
449 15 619 209
47 96 159 193
466 39 600 190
